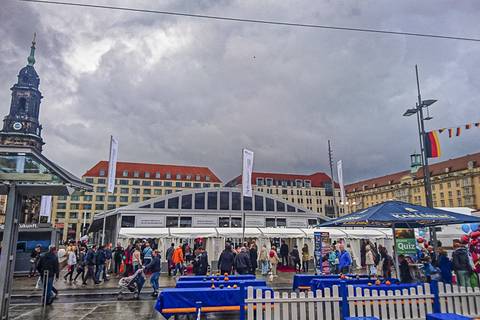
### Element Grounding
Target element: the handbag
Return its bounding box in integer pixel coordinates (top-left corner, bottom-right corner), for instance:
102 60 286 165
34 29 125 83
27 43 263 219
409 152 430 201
119 262 125 274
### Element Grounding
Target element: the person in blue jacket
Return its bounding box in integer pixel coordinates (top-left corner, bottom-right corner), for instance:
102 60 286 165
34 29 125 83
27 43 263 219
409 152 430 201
338 243 352 274
144 250 161 296
438 249 452 284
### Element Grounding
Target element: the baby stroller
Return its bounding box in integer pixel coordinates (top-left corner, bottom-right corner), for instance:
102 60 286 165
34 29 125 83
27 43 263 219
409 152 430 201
118 268 146 300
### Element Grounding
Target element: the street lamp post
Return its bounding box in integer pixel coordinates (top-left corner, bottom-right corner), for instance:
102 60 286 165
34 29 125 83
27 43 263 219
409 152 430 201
403 65 438 252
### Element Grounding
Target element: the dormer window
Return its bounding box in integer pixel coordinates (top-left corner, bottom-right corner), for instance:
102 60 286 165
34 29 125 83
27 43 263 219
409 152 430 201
144 172 150 178
304 180 311 188
195 175 201 181
133 171 139 178
266 178 273 187
122 170 128 177
155 172 161 179
99 169 106 177
176 174 182 180
256 178 264 186
205 176 210 182
186 175 192 180
166 173 172 179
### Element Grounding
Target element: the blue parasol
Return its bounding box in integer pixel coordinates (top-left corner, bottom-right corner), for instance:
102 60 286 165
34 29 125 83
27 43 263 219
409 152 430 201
319 200 480 228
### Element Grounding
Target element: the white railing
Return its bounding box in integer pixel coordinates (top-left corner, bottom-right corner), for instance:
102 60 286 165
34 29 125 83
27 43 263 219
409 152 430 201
347 283 433 320
245 286 342 320
438 282 480 317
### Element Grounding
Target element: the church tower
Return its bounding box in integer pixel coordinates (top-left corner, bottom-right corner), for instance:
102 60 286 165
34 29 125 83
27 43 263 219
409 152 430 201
0 34 45 152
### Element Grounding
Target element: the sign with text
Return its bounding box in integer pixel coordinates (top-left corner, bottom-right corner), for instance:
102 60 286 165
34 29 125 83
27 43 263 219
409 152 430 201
395 228 416 255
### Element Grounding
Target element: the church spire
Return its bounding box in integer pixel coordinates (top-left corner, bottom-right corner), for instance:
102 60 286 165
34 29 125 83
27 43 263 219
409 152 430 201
27 33 36 66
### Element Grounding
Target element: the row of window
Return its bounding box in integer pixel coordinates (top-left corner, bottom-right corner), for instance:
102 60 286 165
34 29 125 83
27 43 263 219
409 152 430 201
95 171 212 181
256 178 312 188
139 192 303 213
121 216 319 228
56 212 91 220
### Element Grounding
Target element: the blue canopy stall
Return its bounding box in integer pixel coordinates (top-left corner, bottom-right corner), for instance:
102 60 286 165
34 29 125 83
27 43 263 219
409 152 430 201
319 201 480 276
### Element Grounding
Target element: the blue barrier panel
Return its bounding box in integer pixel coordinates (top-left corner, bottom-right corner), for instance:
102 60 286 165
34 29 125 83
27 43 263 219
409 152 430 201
430 280 441 313
340 282 349 319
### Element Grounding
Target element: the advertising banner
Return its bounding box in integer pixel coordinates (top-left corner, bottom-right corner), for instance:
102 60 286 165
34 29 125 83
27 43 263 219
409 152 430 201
39 195 52 223
395 228 417 255
337 160 345 204
107 135 118 194
242 149 254 197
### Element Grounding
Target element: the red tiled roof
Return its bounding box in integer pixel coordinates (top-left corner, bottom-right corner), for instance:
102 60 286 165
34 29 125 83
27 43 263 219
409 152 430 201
226 171 337 188
83 161 222 183
346 152 480 193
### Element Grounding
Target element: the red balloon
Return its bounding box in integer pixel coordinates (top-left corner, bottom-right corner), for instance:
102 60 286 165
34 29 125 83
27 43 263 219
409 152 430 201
471 231 480 239
417 237 424 243
461 235 470 244
471 239 478 246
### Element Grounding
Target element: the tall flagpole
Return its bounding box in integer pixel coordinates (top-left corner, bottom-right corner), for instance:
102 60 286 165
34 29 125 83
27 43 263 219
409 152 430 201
241 149 246 244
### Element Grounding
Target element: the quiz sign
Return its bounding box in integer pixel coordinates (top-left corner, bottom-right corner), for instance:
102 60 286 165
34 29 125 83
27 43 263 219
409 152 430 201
395 228 416 255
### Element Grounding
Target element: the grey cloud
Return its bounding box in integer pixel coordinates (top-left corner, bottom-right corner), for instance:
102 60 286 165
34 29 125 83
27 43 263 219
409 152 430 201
0 0 479 183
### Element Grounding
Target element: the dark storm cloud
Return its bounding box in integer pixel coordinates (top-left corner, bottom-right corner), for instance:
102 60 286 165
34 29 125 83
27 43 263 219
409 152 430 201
1 0 479 183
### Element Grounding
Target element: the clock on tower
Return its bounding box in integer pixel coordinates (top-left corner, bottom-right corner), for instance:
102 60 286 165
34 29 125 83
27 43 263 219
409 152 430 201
0 34 45 152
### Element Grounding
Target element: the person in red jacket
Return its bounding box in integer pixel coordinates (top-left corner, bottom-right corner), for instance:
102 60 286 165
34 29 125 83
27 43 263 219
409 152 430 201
172 244 184 276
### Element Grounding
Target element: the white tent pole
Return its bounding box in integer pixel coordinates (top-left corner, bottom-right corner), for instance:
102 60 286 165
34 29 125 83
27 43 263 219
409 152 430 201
392 224 400 279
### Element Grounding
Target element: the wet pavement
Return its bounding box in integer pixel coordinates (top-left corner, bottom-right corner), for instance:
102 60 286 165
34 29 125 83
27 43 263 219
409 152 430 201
9 270 299 319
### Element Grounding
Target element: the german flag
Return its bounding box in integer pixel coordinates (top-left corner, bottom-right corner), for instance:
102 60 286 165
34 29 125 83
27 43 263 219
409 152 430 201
426 131 441 158
456 127 462 136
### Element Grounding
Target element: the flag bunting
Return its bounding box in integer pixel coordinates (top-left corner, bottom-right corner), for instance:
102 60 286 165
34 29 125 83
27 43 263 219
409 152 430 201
433 121 480 139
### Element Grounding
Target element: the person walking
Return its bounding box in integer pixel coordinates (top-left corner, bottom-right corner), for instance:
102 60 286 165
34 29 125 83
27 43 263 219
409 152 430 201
64 246 77 283
83 245 98 285
365 245 376 276
379 246 393 279
280 241 289 267
234 247 251 275
166 243 175 276
338 243 352 274
143 242 153 266
144 249 161 297
37 246 59 305
105 243 113 275
29 245 42 277
113 243 124 276
172 244 184 276
290 246 301 273
258 245 269 276
218 244 235 275
193 247 209 276
302 244 310 273
123 244 134 277
132 244 142 272
95 245 108 283
249 242 258 274
452 243 471 287
268 246 280 278
74 247 86 283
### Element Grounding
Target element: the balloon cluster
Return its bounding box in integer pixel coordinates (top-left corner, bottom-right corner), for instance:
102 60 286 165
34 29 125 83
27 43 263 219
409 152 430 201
461 223 480 273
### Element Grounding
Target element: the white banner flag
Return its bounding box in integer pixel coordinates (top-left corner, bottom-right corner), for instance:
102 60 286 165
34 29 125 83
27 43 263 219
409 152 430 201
39 195 52 223
242 149 254 197
107 135 119 194
337 160 345 204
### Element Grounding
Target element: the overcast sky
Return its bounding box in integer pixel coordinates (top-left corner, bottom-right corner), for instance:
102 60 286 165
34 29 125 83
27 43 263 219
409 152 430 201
1 0 479 184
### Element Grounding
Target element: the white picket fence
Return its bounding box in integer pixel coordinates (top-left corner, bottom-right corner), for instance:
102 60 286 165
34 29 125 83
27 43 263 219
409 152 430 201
346 283 433 320
245 286 341 320
438 282 480 317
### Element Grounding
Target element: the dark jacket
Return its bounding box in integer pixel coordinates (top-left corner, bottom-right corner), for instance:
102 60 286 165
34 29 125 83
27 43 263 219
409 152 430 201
113 246 124 262
96 248 106 265
37 252 59 278
280 244 289 257
193 252 209 275
85 249 96 266
452 247 470 271
249 247 258 269
145 255 161 273
399 259 413 283
218 250 235 271
166 246 175 261
105 249 112 260
234 251 251 271
439 254 453 284
291 248 300 263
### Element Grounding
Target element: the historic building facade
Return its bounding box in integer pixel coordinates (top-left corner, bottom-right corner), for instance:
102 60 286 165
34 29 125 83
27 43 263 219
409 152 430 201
225 171 343 218
51 161 222 241
0 36 45 225
345 152 480 213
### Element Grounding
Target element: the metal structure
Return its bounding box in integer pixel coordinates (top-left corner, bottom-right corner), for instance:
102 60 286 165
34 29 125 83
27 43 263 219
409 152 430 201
0 145 91 319
403 64 438 251
327 140 338 217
